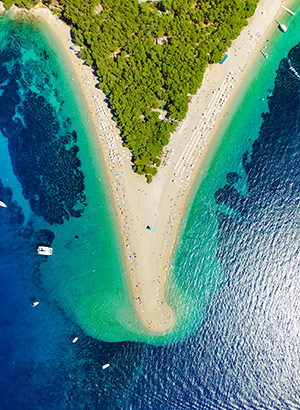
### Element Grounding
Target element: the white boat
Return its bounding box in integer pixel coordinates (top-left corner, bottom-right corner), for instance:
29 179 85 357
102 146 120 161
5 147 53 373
102 363 110 370
279 23 288 32
72 337 79 344
37 246 53 255
275 20 288 32
31 301 39 307
0 200 7 208
282 5 295 16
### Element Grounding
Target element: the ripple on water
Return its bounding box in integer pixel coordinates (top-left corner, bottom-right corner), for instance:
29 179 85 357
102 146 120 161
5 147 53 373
1 7 300 410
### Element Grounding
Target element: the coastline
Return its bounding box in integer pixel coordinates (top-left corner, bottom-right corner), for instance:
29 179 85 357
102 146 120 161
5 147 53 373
4 0 296 334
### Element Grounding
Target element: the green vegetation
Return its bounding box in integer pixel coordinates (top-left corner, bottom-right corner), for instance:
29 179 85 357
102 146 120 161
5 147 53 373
5 0 259 178
2 0 39 10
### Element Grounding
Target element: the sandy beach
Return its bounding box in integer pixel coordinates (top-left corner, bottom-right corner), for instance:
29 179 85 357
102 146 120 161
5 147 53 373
5 0 295 334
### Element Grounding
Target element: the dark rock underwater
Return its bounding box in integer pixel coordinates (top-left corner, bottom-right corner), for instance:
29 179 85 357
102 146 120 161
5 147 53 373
1 14 300 410
0 22 86 225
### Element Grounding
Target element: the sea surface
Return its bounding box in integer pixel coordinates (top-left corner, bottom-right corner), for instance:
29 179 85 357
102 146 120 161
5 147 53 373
1 3 300 409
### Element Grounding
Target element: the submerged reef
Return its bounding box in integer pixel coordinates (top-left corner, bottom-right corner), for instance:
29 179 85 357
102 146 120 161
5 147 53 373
0 21 86 225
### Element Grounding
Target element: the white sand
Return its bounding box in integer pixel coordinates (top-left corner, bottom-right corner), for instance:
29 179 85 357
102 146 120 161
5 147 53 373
6 0 294 333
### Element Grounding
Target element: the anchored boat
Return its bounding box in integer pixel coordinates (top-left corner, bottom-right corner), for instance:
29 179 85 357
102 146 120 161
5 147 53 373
282 5 295 16
37 246 53 255
275 20 288 32
279 23 288 32
0 200 7 208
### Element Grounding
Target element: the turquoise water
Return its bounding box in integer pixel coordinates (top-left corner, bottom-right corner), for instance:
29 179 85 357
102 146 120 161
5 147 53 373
35 19 168 342
42 3 300 344
2 3 300 409
1 5 300 346
0 14 152 343
165 1 300 338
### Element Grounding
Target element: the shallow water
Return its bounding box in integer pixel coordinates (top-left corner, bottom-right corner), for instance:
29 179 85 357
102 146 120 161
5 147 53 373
0 15 153 346
1 3 300 409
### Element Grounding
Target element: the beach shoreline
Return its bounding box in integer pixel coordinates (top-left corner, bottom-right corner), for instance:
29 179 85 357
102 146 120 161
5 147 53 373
4 0 296 334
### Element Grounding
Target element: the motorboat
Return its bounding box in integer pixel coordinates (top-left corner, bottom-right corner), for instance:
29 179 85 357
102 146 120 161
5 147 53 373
279 23 288 32
275 20 288 32
0 200 7 208
37 246 53 255
282 5 295 16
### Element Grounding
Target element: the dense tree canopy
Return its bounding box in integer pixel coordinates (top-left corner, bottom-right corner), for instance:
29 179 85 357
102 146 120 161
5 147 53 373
5 0 259 178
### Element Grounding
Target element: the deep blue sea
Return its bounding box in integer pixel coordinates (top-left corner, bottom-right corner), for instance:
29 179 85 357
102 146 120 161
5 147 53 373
1 6 300 410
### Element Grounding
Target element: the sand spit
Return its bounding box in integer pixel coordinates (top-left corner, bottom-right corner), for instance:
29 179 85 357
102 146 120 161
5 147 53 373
5 0 295 333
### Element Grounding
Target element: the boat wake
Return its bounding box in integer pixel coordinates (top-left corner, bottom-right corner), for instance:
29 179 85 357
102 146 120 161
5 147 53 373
287 58 300 80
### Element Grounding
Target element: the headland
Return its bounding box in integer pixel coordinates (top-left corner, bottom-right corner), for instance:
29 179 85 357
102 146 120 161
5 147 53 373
3 0 296 334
